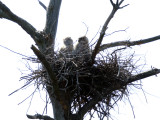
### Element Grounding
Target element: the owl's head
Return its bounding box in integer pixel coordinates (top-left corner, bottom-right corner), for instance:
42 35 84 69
63 37 73 46
78 36 89 45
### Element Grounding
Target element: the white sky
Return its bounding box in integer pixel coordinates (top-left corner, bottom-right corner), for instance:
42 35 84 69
0 0 160 120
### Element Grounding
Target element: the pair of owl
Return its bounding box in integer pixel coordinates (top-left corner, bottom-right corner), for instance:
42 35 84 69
59 36 91 62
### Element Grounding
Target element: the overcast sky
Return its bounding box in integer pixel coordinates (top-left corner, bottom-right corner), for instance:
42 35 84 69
0 0 160 120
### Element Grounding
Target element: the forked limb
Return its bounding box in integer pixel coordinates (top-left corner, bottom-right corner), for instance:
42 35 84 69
91 0 129 64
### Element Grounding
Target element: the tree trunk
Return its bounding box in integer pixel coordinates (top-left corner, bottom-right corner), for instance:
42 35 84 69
49 90 83 120
50 96 66 120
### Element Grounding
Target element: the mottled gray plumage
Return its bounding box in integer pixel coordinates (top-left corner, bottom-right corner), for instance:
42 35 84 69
75 36 90 54
74 36 91 63
59 37 74 58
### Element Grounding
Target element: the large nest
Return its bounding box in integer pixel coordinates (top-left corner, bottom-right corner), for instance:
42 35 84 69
22 47 138 119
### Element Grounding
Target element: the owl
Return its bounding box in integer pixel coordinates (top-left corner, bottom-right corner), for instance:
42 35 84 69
59 37 74 59
74 36 91 63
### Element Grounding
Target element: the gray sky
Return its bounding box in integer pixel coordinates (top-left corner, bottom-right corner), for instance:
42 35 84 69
0 0 160 120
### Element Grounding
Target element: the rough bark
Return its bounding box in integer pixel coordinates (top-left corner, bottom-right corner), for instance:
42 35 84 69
44 0 62 47
50 96 66 120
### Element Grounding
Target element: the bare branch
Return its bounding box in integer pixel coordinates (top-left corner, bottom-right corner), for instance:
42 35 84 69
91 9 117 64
127 68 160 83
44 0 62 46
119 0 124 6
78 68 160 117
104 27 128 37
91 0 126 64
120 4 129 9
78 97 101 119
38 0 47 10
8 80 32 96
31 45 60 99
0 1 42 45
110 0 114 6
99 35 160 52
27 114 54 120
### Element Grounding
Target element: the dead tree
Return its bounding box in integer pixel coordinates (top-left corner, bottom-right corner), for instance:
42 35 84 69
1 0 160 120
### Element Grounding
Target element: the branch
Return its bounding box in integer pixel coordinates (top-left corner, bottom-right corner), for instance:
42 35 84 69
91 0 127 64
27 114 54 120
127 68 160 84
78 95 101 118
31 45 60 99
99 35 160 52
44 0 62 46
38 0 47 10
78 68 160 118
102 68 160 105
0 1 42 45
78 68 160 117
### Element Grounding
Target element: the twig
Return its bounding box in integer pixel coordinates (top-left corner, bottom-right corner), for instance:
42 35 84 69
27 114 54 120
18 89 36 105
26 89 36 113
82 22 89 36
127 95 135 118
42 92 50 114
38 0 47 10
104 27 129 37
0 44 28 57
90 26 101 46
8 80 33 96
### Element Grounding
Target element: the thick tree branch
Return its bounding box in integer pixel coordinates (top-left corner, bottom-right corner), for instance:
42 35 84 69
27 114 54 120
127 68 160 84
91 8 117 64
109 68 160 93
31 45 60 99
44 0 62 46
38 0 47 10
99 35 160 52
78 95 101 119
91 0 127 64
0 1 42 45
78 68 160 118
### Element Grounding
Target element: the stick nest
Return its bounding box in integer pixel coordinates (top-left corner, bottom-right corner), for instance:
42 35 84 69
22 48 137 118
